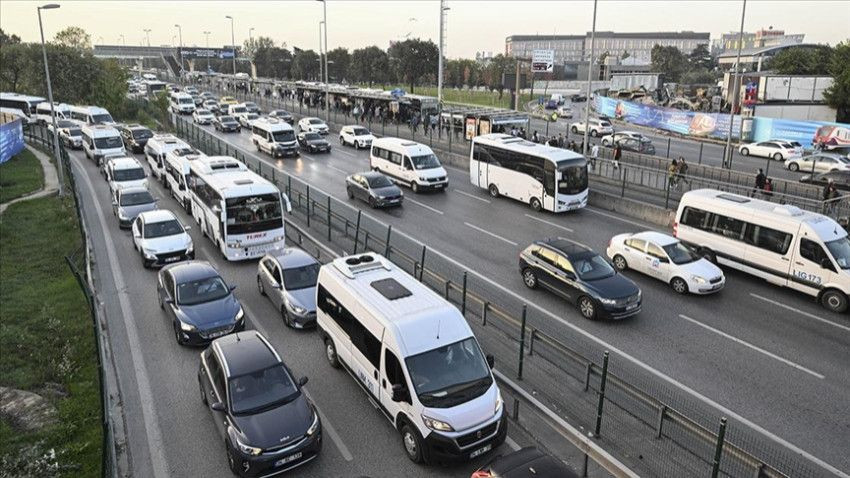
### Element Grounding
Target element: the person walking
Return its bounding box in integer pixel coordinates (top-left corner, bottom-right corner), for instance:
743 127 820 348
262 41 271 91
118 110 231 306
613 144 622 170
753 168 767 197
532 130 540 143
676 156 690 189
557 133 565 148
590 143 599 171
667 159 679 190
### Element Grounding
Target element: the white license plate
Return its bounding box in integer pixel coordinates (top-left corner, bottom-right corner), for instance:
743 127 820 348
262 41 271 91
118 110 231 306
208 330 228 339
164 256 180 263
469 444 492 459
275 452 302 467
626 303 638 310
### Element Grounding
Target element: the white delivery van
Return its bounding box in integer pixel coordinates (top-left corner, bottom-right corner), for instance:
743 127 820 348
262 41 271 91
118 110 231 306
251 117 298 158
316 253 506 464
81 124 125 165
227 103 249 122
34 102 70 124
369 138 448 193
164 151 205 211
169 92 196 114
105 156 147 195
70 105 115 125
675 189 850 312
144 134 193 182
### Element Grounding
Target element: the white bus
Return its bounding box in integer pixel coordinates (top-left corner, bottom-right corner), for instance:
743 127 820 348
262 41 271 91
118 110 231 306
165 151 206 211
69 105 115 125
675 189 850 313
187 156 291 261
470 133 588 212
0 93 45 123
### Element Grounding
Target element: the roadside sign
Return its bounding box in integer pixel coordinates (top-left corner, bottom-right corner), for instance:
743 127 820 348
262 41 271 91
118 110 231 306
532 50 554 73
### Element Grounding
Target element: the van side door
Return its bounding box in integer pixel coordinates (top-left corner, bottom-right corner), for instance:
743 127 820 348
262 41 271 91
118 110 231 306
380 346 413 427
792 236 834 294
347 318 384 406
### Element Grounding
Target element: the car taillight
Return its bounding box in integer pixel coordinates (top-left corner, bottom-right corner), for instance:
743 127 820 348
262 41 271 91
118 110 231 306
471 471 492 478
672 221 678 237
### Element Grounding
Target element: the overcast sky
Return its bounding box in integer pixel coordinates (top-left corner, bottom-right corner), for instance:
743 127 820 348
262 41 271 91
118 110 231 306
2 1 848 58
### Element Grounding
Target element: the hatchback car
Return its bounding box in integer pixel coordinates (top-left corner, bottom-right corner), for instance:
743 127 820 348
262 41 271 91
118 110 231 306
785 152 850 173
519 239 641 320
268 109 294 124
112 186 156 229
214 115 241 132
471 447 579 478
607 231 724 294
132 210 194 268
298 117 329 135
203 99 220 114
257 248 320 328
339 125 376 149
193 108 215 125
116 124 153 153
297 132 331 153
157 261 245 346
346 171 403 208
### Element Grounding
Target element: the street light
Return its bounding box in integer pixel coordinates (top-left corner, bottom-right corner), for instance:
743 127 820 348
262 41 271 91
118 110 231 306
318 21 324 82
249 27 254 42
174 24 184 76
203 31 211 71
437 2 449 107
143 28 151 47
581 0 598 159
118 34 125 46
317 0 329 122
37 3 65 196
723 0 747 170
225 15 236 74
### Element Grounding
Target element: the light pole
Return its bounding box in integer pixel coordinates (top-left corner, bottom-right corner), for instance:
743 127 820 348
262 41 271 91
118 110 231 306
437 1 449 107
225 15 236 74
37 4 65 196
175 24 184 76
203 31 211 72
317 0 329 122
143 28 151 47
723 0 747 169
119 34 125 46
581 0 598 158
318 21 324 82
249 27 254 43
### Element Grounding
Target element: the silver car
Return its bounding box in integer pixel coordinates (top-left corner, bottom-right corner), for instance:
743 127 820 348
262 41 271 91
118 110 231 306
112 186 157 229
256 248 320 328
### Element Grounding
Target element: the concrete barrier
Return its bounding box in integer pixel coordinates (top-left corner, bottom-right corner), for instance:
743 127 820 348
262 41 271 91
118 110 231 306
589 190 676 228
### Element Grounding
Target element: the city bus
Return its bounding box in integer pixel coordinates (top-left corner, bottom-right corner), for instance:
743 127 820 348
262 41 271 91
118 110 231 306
0 93 46 123
469 133 588 212
187 156 291 261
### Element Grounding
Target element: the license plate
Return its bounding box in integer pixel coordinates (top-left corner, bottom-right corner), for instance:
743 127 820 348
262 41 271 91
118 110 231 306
469 444 492 459
275 452 302 467
435 183 445 188
626 303 638 310
164 256 180 263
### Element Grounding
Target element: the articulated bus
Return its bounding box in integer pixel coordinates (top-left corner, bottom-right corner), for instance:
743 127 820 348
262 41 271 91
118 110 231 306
187 156 291 261
469 133 588 212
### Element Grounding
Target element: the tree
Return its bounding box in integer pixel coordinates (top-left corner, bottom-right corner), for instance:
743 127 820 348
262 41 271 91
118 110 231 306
651 44 688 82
292 48 320 81
387 38 438 93
350 46 389 86
688 44 714 71
680 68 716 85
481 54 514 98
823 41 850 122
244 37 292 78
53 26 91 50
326 47 350 82
91 59 129 118
0 43 34 92
243 36 276 60
0 28 21 46
768 46 832 75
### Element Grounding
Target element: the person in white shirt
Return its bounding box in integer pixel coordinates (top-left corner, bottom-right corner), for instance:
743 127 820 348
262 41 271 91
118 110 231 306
590 143 599 171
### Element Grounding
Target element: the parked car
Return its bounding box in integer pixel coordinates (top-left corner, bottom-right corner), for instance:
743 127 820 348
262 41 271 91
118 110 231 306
600 131 648 147
738 141 800 161
243 101 261 114
203 99 220 114
268 109 294 124
298 117 329 135
339 125 375 149
800 170 850 192
192 108 215 125
213 115 240 132
471 447 579 478
116 123 153 153
345 171 403 208
239 112 260 128
569 118 613 137
785 152 850 173
519 238 641 320
297 131 331 153
157 261 245 346
112 186 157 229
257 248 320 328
132 210 194 268
197 331 321 476
614 137 656 155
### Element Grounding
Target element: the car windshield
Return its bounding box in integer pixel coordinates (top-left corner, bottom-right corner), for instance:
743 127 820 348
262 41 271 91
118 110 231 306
367 175 393 188
132 129 152 139
405 337 493 408
67 128 81 137
558 164 588 195
92 113 114 124
113 167 145 181
273 130 295 142
196 109 210 115
144 219 184 238
353 128 370 136
308 119 324 125
245 103 257 108
120 191 154 206
220 116 236 123
573 253 616 281
57 120 76 128
411 154 441 169
229 364 299 415
231 106 247 114
179 97 193 104
662 241 700 265
304 133 321 141
282 263 320 291
95 136 123 149
176 276 230 306
825 237 850 270
225 194 283 235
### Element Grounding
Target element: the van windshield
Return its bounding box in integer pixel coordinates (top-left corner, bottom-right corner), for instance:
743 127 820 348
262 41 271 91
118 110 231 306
231 106 247 114
92 114 114 124
411 154 441 170
405 337 492 409
95 136 123 149
272 130 295 142
825 237 850 269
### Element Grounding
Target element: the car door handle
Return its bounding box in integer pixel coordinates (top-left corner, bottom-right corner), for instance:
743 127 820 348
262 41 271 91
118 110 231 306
373 370 378 380
795 261 805 266
781 257 790 261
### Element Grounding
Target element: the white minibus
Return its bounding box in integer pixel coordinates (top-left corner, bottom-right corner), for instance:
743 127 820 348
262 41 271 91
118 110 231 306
369 138 448 193
165 151 206 211
34 102 70 124
70 105 115 125
170 92 196 114
251 118 298 158
144 134 193 182
81 124 125 165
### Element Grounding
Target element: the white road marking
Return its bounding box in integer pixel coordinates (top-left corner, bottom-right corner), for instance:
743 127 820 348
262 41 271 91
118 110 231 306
679 314 825 380
454 188 491 203
750 293 850 333
326 164 349 175
585 206 660 231
523 213 575 233
405 197 444 215
505 436 521 451
464 222 518 246
335 148 356 158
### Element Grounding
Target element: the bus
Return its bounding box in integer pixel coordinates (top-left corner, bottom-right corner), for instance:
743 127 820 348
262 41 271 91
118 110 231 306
469 133 588 212
187 156 291 261
0 93 46 123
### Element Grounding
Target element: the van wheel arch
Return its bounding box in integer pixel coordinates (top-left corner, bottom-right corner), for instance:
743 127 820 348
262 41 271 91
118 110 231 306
819 288 848 313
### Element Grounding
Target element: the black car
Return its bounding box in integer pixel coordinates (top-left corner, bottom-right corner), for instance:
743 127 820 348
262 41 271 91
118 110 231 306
346 171 403 208
269 109 294 124
800 170 850 192
518 239 641 320
214 115 241 133
471 447 579 478
243 101 261 114
615 137 655 155
157 261 245 345
571 94 587 102
198 331 321 477
117 124 153 153
297 132 331 153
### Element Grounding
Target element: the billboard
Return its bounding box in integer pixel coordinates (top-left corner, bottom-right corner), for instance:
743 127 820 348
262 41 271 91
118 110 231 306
0 118 24 165
594 96 743 140
178 48 235 60
532 49 554 73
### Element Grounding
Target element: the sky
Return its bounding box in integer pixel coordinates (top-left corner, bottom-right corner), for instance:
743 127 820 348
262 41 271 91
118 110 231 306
1 1 848 58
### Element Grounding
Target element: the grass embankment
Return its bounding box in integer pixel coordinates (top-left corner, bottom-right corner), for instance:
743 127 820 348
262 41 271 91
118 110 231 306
0 166 101 476
0 149 44 203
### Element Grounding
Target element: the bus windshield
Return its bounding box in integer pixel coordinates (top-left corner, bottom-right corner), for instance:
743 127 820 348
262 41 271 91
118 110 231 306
225 194 283 235
558 163 588 195
95 136 124 149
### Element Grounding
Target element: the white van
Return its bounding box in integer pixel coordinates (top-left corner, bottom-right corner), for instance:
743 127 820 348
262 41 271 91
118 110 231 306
169 92 196 114
164 151 206 211
105 156 147 195
144 134 193 182
227 103 249 122
369 138 448 193
34 102 70 124
70 105 115 125
316 253 506 464
675 189 850 312
251 118 298 158
81 124 125 165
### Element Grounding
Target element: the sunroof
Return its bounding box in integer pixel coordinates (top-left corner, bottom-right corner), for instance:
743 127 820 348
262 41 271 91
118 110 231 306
371 278 411 300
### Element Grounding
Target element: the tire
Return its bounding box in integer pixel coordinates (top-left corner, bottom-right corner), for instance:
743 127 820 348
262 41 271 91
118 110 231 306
578 296 597 320
821 289 848 313
257 276 265 296
522 268 538 289
773 152 783 161
401 423 425 464
411 182 419 194
488 184 500 198
141 254 151 269
347 187 355 199
612 254 628 271
740 147 749 156
788 162 799 172
571 126 578 134
590 129 598 137
339 136 344 145
325 339 340 368
368 196 377 208
530 197 542 212
671 277 689 294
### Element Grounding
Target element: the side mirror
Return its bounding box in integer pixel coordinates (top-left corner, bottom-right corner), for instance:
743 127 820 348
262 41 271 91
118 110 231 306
821 258 832 269
298 376 308 387
486 354 495 369
183 225 191 231
391 384 408 403
228 285 237 292
211 402 225 412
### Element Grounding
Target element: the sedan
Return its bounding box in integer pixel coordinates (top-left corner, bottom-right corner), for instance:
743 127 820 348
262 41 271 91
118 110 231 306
132 210 194 268
800 170 850 192
738 141 800 161
471 447 579 478
606 231 724 294
203 99 220 114
192 108 215 125
112 186 157 229
157 261 245 346
239 113 260 128
339 125 375 149
785 153 850 173
49 119 83 149
614 137 655 155
257 248 320 328
600 131 648 147
297 132 331 153
213 115 241 133
346 171 403 208
243 101 261 114
298 117 329 135
219 96 238 107
269 109 294 124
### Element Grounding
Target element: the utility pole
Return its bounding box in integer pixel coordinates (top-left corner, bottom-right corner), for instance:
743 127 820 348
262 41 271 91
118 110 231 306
226 15 236 74
437 0 448 107
174 24 184 76
143 28 151 47
723 0 747 169
320 0 330 122
513 57 531 111
203 31 211 72
318 21 324 83
37 4 65 196
582 0 598 158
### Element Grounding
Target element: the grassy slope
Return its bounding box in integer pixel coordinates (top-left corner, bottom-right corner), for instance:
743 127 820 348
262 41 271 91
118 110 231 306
0 149 44 203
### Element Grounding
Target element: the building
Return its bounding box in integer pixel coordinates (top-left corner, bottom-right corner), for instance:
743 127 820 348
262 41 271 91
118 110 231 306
716 43 823 72
711 28 804 56
505 34 585 64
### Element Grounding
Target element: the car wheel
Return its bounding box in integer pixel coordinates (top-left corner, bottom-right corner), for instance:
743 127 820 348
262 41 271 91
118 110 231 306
612 254 628 271
740 147 749 156
257 276 265 296
488 184 500 198
368 196 377 208
339 136 344 145
578 296 597 320
522 268 538 289
347 187 355 199
142 254 151 269
571 126 578 134
173 321 185 345
530 197 542 212
401 423 425 464
671 277 689 294
590 129 598 137
773 152 783 161
821 289 848 313
411 182 419 193
788 162 799 172
325 339 340 368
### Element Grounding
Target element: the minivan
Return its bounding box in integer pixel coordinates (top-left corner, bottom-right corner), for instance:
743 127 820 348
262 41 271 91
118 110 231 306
82 124 125 165
369 138 448 193
251 118 298 157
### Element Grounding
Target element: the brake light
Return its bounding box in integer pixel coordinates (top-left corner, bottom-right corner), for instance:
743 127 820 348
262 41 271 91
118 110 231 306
672 221 678 237
471 471 492 478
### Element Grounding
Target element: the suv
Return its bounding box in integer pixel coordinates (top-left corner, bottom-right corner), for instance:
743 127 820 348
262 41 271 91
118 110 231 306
569 118 613 137
197 331 322 476
116 124 153 153
339 125 376 149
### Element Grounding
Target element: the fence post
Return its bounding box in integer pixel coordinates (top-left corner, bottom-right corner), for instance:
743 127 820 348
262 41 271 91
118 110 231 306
710 417 728 478
620 166 627 197
482 302 489 326
461 272 468 316
665 179 671 209
353 210 362 254
384 225 392 258
287 175 292 200
655 405 667 438
419 245 426 281
327 196 332 242
306 186 311 227
666 137 671 158
518 305 527 380
698 143 704 165
594 351 610 438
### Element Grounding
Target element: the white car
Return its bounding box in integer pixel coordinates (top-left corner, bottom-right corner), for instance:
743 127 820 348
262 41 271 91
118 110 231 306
192 108 215 125
339 125 376 149
131 210 194 268
606 231 725 295
298 117 329 135
105 156 147 195
784 153 850 173
569 118 614 137
239 112 260 128
601 131 647 146
738 141 800 161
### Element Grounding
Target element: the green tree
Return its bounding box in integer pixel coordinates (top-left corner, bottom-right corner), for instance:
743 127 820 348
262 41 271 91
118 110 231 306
481 54 514 98
326 47 350 82
768 46 832 75
387 38 438 93
0 28 21 46
688 44 714 71
53 26 91 50
651 44 688 82
91 59 128 117
0 43 34 92
823 41 850 122
350 46 389 86
292 48 320 81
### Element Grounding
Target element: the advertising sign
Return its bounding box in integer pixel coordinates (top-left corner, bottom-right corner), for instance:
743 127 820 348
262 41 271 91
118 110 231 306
179 48 235 60
532 50 554 73
0 118 24 165
465 117 477 140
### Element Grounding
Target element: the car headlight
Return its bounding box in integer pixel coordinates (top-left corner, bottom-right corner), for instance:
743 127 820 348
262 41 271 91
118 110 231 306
117 210 129 220
186 241 194 253
306 410 320 437
179 321 196 332
690 275 707 284
494 391 503 416
598 297 617 306
421 414 454 432
142 248 158 259
286 300 307 315
235 307 245 322
235 436 262 456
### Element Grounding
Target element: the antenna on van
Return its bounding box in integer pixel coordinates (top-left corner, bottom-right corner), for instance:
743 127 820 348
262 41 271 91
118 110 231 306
436 318 441 340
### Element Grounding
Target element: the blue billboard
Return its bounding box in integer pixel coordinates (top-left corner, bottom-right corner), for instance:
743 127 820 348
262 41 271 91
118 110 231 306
594 96 743 140
0 119 25 165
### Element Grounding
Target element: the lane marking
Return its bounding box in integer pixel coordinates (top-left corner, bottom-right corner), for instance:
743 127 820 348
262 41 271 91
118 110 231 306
464 222 518 246
505 436 521 451
585 206 659 231
405 197 444 215
326 164 349 175
334 148 356 158
750 293 850 333
679 315 825 380
523 213 575 233
454 188 491 203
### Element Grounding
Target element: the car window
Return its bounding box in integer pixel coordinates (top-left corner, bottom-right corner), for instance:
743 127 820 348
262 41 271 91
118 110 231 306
228 364 299 415
646 242 667 259
800 238 830 265
272 262 283 285
555 255 575 275
625 238 647 251
176 276 230 305
535 247 560 266
282 263 319 290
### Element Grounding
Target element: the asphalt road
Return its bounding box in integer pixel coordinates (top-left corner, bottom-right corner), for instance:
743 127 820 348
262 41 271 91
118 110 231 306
185 118 850 475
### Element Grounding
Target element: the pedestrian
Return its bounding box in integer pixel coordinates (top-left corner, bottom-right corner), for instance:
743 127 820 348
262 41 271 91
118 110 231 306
677 156 690 188
590 143 599 171
613 144 622 170
763 177 773 197
430 114 438 134
519 128 526 139
557 133 565 148
579 139 585 154
532 130 539 143
753 168 766 197
667 159 679 190
568 140 576 152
